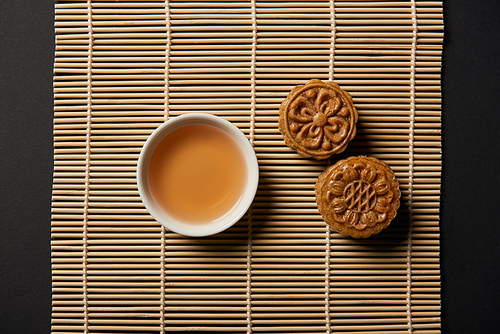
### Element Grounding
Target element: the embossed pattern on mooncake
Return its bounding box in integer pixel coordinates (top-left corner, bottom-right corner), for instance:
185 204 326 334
315 156 401 238
278 79 358 160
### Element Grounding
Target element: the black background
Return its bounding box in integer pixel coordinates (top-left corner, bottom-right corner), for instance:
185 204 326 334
1 0 499 333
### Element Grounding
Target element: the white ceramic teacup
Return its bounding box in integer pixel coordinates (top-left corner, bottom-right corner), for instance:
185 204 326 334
137 113 259 237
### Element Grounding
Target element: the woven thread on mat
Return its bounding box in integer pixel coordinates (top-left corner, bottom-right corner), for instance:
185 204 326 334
246 2 257 332
246 208 253 334
329 0 336 82
82 1 93 333
164 0 171 123
160 2 172 331
325 1 336 332
249 0 257 147
160 226 166 333
325 226 332 333
407 0 418 332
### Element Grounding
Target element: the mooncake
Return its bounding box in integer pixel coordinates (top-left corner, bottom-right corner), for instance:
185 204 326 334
315 156 400 238
278 79 358 160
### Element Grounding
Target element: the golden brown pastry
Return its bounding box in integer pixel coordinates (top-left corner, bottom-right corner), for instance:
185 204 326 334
278 79 358 160
315 156 400 238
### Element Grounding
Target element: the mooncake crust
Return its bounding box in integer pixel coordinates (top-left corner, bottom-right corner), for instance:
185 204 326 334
278 79 358 160
315 156 401 238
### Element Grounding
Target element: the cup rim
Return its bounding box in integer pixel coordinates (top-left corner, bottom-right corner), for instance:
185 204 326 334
137 113 259 237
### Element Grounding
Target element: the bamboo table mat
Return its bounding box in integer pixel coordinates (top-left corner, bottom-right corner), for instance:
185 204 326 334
51 0 443 332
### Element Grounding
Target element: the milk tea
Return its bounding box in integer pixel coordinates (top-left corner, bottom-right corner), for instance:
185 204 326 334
147 123 247 224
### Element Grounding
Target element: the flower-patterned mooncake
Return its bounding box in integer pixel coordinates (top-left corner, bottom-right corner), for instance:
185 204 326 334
278 79 358 160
